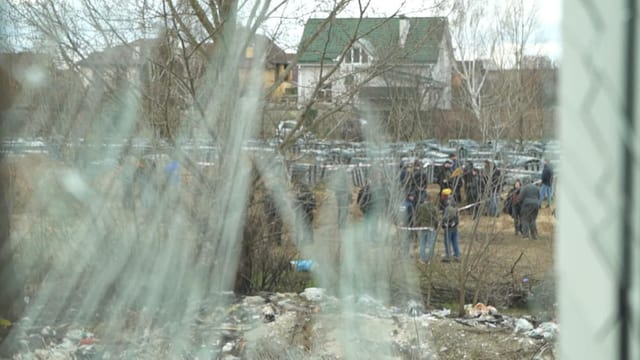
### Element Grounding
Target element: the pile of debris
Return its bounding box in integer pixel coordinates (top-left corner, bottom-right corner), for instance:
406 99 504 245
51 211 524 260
454 302 558 341
1 291 557 359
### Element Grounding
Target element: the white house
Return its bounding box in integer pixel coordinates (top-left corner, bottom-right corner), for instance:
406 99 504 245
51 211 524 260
296 16 454 111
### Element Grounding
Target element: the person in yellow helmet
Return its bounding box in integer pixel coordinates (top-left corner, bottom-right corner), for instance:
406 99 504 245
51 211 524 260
439 187 453 212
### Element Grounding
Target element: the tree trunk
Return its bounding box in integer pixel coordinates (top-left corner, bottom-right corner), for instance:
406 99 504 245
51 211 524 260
457 279 467 317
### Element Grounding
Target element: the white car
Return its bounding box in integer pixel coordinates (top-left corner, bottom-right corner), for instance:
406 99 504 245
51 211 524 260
276 120 313 142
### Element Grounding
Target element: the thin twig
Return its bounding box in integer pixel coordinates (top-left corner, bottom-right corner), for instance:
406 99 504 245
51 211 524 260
510 251 525 275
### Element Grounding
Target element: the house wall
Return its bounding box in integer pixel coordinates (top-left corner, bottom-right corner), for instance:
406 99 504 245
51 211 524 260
431 34 453 110
297 30 454 111
297 64 329 104
263 65 293 98
298 63 435 106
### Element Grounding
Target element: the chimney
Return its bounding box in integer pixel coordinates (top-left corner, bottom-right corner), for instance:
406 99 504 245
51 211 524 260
399 16 410 48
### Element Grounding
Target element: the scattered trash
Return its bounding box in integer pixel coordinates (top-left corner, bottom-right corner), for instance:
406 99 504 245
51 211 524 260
300 287 325 302
354 294 384 309
0 292 557 359
430 308 451 318
290 259 314 272
222 341 235 353
406 300 424 317
465 303 498 317
261 304 277 323
41 326 56 337
514 318 534 333
79 337 95 345
527 321 558 340
66 329 85 341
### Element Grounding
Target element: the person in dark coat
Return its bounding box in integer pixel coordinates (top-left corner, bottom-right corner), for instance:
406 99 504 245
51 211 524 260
295 182 316 244
504 180 523 235
519 180 540 239
462 161 475 185
358 179 372 216
399 192 417 257
333 168 352 229
442 198 460 261
482 160 503 217
439 160 454 191
264 193 284 245
358 178 382 242
399 161 410 193
413 195 440 263
448 153 459 171
465 166 481 218
539 160 554 208
411 160 429 195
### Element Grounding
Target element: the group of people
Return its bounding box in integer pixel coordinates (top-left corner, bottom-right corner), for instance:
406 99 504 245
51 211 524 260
355 157 465 263
354 154 555 261
503 159 554 240
282 155 554 256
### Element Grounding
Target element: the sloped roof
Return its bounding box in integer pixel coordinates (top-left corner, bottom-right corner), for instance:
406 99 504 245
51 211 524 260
196 31 288 69
76 38 160 67
297 17 447 64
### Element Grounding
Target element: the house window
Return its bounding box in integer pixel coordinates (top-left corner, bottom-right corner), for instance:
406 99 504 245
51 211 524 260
344 46 369 64
319 83 332 102
353 48 360 63
345 74 354 87
274 64 291 82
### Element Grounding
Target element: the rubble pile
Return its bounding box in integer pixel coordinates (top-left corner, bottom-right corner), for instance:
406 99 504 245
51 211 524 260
1 292 557 359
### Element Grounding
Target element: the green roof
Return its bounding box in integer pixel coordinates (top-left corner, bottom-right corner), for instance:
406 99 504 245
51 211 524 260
297 17 447 64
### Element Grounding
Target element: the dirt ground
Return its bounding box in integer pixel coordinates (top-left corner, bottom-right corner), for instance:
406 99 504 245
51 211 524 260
305 183 556 310
427 319 555 360
303 185 558 359
2 155 556 314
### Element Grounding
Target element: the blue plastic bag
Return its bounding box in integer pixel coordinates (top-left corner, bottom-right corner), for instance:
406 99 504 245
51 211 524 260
290 260 314 272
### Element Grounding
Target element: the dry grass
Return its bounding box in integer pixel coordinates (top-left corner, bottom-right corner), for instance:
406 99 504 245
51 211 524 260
311 182 556 311
3 154 557 314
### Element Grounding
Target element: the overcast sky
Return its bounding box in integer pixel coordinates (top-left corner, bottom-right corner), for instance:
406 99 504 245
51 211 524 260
263 0 562 60
4 0 562 62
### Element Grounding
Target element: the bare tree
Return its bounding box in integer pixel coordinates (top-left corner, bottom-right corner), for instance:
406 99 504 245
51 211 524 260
450 0 541 144
3 0 452 309
494 0 543 144
450 0 498 144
